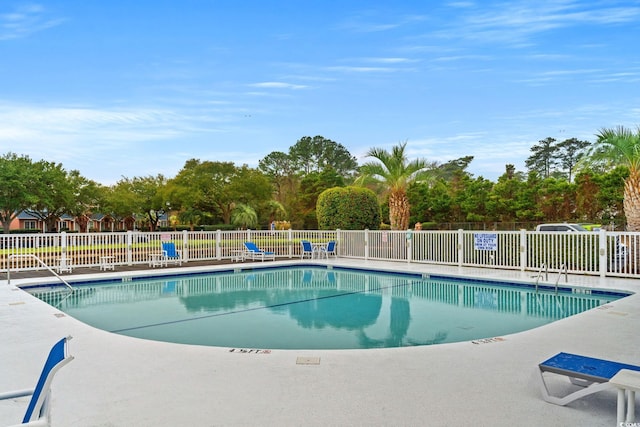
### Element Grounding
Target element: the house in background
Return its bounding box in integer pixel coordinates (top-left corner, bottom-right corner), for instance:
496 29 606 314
9 211 77 232
8 211 133 232
90 213 114 232
10 211 44 231
88 214 134 232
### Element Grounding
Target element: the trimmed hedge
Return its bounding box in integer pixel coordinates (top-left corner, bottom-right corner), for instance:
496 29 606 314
317 186 381 230
8 228 41 234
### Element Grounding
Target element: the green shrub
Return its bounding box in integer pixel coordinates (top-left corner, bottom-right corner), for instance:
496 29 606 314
317 186 381 230
10 228 41 234
203 224 236 231
420 221 438 230
158 225 205 232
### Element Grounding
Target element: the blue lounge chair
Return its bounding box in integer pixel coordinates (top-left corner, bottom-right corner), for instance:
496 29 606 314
326 271 336 283
302 269 313 283
161 242 182 265
243 242 275 261
300 240 314 259
0 336 74 426
537 352 640 406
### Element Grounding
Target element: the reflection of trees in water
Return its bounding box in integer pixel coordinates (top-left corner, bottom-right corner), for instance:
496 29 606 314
357 297 448 348
390 297 410 343
179 289 276 312
178 288 383 330
179 268 387 330
287 291 382 329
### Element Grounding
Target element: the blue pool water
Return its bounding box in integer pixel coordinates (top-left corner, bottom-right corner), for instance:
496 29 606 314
29 266 625 350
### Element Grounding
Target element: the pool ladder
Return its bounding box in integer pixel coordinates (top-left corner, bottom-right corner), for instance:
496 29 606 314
534 263 567 295
6 254 74 292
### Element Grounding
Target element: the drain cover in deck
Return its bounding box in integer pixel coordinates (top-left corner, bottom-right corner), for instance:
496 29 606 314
296 356 320 365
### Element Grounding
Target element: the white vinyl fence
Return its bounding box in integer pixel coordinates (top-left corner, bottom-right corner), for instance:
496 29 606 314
1 229 638 279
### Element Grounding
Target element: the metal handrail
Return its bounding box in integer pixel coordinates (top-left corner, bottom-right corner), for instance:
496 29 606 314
7 254 74 291
534 263 547 293
554 263 568 295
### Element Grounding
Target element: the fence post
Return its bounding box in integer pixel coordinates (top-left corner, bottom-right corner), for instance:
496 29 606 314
406 229 413 263
364 229 369 260
60 231 67 262
126 231 133 265
288 228 293 258
599 229 607 278
182 230 189 262
216 229 222 260
457 229 464 267
520 229 527 272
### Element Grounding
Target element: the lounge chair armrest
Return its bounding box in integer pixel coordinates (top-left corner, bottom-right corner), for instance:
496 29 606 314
0 388 35 400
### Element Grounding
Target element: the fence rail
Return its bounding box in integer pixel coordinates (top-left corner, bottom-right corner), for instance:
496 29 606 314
1 229 638 279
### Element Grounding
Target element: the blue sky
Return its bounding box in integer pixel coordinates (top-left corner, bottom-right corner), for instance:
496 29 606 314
1 1 639 185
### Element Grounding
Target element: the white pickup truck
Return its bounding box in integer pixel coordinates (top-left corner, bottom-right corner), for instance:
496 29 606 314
535 223 591 232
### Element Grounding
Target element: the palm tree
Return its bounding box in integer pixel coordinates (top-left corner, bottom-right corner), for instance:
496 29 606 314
264 200 287 225
592 126 640 230
356 142 436 230
231 203 258 229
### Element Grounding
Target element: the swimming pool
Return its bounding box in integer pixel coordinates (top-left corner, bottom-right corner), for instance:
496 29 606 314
28 266 626 350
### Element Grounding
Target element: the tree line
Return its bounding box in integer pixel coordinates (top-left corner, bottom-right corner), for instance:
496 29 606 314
1 128 638 233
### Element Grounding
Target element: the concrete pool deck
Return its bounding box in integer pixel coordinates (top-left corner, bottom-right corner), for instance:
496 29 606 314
1 259 639 426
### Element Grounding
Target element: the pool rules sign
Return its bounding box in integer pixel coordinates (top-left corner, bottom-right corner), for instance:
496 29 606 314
473 233 498 251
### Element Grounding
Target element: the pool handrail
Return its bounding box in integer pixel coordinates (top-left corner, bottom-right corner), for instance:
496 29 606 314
7 254 74 291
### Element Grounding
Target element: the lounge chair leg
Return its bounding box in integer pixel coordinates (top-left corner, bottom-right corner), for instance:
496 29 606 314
618 389 626 424
536 369 612 406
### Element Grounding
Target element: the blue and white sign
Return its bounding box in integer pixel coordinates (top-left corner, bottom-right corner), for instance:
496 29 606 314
474 233 498 251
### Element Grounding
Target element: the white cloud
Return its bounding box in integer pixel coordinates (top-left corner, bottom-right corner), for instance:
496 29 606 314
325 66 398 73
447 1 475 8
0 103 214 172
0 104 180 139
0 99 294 184
433 54 493 62
339 13 428 33
364 57 418 64
0 4 64 41
249 82 307 90
439 0 640 46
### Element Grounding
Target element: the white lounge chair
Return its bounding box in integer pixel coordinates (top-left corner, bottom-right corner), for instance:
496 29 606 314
0 336 74 426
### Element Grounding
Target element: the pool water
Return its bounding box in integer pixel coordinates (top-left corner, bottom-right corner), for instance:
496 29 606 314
30 267 623 350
